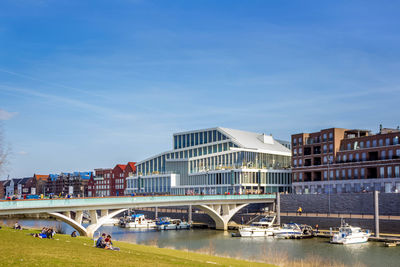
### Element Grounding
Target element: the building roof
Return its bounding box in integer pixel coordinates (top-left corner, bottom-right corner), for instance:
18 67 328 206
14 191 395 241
34 174 49 181
115 164 127 171
218 127 291 156
126 162 136 170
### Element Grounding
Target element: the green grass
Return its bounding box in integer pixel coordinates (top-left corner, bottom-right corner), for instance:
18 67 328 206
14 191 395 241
0 227 274 267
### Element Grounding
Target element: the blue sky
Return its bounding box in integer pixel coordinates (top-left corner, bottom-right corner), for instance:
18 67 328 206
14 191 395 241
1 0 399 178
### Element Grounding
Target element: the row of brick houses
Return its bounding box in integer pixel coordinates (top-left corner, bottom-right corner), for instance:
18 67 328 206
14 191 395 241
0 162 136 199
0 174 49 199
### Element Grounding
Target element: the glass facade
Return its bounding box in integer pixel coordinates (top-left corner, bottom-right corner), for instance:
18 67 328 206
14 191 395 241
126 128 292 195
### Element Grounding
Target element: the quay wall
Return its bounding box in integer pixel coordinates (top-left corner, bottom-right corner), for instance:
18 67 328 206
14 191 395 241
280 193 400 215
281 216 400 234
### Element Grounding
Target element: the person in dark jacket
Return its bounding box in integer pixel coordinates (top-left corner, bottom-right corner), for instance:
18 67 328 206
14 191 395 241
96 233 106 248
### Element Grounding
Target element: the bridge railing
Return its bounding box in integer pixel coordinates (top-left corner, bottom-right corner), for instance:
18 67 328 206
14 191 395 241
0 194 276 211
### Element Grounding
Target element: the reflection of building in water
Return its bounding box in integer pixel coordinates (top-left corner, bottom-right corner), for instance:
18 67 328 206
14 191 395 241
126 127 291 195
292 126 400 194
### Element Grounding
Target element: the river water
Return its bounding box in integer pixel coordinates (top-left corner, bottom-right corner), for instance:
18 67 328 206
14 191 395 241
2 219 399 267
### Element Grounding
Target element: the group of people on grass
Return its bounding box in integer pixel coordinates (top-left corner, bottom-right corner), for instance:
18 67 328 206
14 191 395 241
96 233 119 250
32 227 56 239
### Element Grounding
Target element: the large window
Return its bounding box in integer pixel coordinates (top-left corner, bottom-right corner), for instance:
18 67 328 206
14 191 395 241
380 167 385 178
394 136 399 145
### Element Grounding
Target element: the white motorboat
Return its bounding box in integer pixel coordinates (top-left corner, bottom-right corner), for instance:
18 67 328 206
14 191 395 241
238 216 276 237
119 214 156 228
273 223 303 238
102 218 120 226
331 221 371 244
156 217 191 230
239 226 274 237
251 215 276 227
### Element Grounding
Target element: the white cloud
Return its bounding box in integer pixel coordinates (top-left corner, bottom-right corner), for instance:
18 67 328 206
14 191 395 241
0 109 18 120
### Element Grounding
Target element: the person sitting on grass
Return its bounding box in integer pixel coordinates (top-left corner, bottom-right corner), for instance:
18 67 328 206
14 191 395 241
71 231 77 237
47 228 56 239
104 235 120 251
104 235 113 250
96 233 106 248
14 222 22 230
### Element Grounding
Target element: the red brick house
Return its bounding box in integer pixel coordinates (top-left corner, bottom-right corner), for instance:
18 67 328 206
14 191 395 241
113 164 127 196
88 168 113 197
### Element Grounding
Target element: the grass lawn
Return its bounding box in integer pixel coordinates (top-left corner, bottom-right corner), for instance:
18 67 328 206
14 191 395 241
0 227 275 267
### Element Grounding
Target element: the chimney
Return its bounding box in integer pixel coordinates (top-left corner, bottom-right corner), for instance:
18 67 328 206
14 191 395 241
258 133 274 144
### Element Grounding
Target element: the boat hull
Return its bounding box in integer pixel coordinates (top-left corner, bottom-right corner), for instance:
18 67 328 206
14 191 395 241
331 236 369 244
157 223 191 230
121 222 156 228
239 228 274 237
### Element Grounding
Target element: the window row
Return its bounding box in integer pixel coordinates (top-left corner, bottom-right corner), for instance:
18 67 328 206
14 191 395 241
174 130 228 149
343 136 399 151
137 142 236 175
293 166 400 181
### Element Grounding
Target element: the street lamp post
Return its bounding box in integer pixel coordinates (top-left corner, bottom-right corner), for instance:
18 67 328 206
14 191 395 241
327 157 332 214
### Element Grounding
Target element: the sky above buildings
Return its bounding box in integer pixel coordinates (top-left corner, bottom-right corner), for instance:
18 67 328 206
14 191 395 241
0 0 399 177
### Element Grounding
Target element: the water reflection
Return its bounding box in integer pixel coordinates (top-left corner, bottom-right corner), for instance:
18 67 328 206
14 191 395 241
1 219 399 267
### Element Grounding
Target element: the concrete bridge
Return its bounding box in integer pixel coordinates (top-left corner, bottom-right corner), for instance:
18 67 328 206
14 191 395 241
0 194 275 237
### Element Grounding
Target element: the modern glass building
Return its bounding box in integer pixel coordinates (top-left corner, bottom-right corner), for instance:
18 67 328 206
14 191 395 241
125 127 292 195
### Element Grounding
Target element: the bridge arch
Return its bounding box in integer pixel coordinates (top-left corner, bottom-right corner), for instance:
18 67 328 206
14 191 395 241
48 212 88 236
48 209 127 238
194 203 248 230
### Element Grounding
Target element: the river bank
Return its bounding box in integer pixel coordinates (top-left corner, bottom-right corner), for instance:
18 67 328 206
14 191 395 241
0 226 273 267
2 219 400 267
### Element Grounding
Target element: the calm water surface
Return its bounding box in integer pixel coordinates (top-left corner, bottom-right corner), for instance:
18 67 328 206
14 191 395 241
3 219 400 267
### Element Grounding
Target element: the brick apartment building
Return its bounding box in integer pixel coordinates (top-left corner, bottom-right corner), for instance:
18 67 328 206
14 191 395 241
45 172 91 197
88 162 136 197
292 126 400 194
88 168 113 197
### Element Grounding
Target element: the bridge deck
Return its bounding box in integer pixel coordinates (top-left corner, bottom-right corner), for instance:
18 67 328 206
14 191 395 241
0 194 275 215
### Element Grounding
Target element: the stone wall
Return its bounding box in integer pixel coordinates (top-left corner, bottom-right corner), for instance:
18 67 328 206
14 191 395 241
280 192 400 215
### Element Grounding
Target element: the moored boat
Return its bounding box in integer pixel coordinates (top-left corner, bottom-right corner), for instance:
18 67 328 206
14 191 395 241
331 221 370 244
156 217 191 230
238 216 276 237
273 223 303 238
119 214 156 228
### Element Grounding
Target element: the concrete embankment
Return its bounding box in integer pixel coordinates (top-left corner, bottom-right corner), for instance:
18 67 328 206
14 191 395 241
280 192 400 233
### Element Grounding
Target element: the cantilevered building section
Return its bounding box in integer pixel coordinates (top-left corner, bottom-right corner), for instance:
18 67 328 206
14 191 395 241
125 127 292 195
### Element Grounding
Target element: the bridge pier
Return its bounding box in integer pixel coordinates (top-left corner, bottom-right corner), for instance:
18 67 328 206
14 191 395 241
195 203 248 230
188 205 192 224
48 209 127 238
